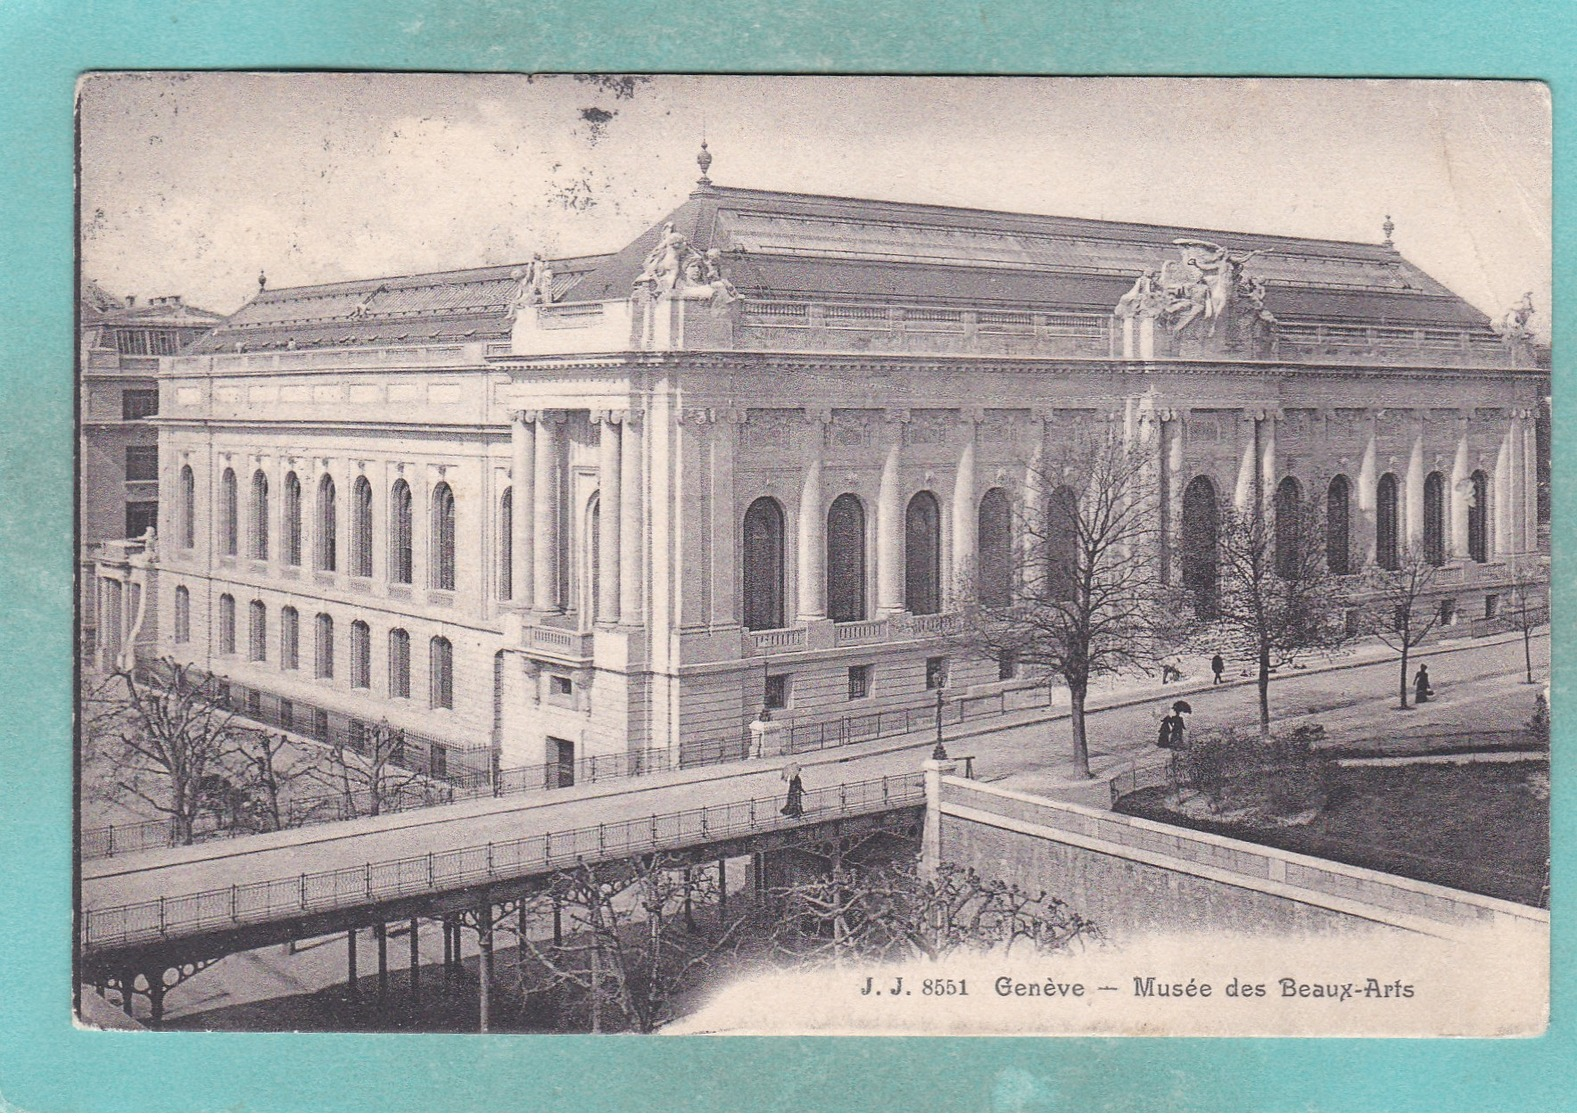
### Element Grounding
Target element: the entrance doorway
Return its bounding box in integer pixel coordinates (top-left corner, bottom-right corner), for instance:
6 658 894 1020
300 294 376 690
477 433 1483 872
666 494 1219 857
548 736 575 788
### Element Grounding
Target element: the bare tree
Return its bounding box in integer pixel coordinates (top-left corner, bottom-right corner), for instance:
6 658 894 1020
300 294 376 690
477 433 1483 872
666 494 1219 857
771 858 1096 966
1211 495 1351 736
1506 562 1549 685
231 731 321 832
1362 548 1441 709
516 855 753 1034
94 660 248 844
312 720 430 819
963 432 1179 778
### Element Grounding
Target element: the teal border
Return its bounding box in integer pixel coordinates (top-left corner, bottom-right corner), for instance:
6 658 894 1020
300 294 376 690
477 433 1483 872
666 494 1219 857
0 1 1568 1110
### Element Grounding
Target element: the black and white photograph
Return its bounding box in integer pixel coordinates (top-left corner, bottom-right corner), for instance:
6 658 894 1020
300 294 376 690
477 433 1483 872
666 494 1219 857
76 74 1550 1036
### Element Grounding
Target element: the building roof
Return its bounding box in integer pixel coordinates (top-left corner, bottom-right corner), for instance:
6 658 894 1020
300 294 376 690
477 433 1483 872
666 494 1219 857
195 182 1499 353
188 256 610 354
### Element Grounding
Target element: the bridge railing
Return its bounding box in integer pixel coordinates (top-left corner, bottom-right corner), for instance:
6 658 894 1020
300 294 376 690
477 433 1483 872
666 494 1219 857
81 772 926 954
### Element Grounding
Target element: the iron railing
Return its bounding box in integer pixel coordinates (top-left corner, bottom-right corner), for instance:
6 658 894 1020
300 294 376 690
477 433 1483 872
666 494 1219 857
80 773 927 953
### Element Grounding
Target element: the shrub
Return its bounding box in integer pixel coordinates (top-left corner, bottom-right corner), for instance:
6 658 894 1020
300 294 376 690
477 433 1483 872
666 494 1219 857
1178 723 1332 820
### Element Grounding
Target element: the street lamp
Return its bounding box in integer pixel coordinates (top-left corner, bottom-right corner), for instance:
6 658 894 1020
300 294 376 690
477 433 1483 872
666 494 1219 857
931 687 949 760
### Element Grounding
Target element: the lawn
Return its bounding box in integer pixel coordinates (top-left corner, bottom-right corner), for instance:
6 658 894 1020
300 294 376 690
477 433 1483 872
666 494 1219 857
1116 759 1549 906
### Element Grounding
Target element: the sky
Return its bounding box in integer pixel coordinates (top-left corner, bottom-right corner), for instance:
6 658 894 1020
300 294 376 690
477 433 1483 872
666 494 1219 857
78 74 1550 333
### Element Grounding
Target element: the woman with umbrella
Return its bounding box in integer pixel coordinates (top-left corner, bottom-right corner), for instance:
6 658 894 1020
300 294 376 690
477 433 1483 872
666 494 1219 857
780 760 805 818
1169 700 1192 748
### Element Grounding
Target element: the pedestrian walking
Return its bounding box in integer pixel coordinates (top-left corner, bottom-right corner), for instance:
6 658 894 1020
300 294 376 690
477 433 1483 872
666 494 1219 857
780 760 804 818
1413 663 1434 705
1211 653 1225 685
1157 712 1176 751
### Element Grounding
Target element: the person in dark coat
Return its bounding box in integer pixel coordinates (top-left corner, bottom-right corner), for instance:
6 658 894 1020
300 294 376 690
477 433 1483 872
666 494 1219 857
780 761 804 817
1413 664 1434 705
1211 653 1226 684
1157 713 1176 750
1169 710 1187 748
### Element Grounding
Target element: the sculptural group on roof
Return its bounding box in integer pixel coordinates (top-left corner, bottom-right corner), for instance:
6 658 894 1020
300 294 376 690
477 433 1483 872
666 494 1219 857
633 222 739 311
1114 239 1276 340
508 253 555 316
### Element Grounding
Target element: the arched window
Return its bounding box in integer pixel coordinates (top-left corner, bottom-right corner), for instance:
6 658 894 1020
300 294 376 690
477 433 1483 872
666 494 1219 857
173 585 190 643
178 466 195 550
390 479 413 584
904 492 942 615
314 612 334 678
1468 470 1489 563
826 494 867 623
219 468 238 556
350 476 373 578
280 605 299 670
1326 475 1351 575
1376 472 1400 571
499 488 513 602
349 620 371 689
250 471 269 560
1273 476 1303 579
742 496 785 631
248 599 267 661
430 482 456 591
1423 471 1446 567
1045 485 1080 603
388 628 411 698
1181 476 1219 618
977 488 1013 609
429 636 454 709
315 475 337 572
218 593 236 655
282 472 302 566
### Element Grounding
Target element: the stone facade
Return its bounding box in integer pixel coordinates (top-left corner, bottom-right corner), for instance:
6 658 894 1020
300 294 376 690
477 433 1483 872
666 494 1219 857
142 180 1550 774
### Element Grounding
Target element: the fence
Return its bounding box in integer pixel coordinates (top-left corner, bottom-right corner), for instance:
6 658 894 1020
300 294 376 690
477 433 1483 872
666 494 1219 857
679 684 1054 767
80 773 927 953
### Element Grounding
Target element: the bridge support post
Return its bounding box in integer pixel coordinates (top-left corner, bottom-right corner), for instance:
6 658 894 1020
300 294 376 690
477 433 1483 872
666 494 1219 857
921 758 958 881
146 973 165 1028
409 918 420 996
718 858 728 925
553 898 562 946
477 901 495 1035
683 868 695 932
346 927 358 997
376 922 388 1002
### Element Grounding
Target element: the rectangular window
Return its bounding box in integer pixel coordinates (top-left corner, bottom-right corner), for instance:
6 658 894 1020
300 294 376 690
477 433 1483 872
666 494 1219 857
764 674 790 711
550 675 573 697
279 698 294 731
124 444 159 482
310 707 329 741
245 689 262 718
848 665 871 701
124 501 158 539
548 736 575 789
315 614 334 679
1438 598 1457 626
925 656 948 691
997 650 1018 682
218 594 236 655
121 388 159 420
1485 594 1500 620
173 586 190 643
280 607 299 670
248 601 267 662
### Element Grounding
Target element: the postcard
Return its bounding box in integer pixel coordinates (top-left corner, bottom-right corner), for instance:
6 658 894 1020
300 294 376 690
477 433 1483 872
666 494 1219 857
73 73 1549 1040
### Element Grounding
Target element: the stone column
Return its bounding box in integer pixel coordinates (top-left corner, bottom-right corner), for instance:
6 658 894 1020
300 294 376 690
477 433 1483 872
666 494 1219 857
1357 410 1378 567
1233 410 1259 513
618 411 643 623
1161 410 1184 584
1507 410 1526 555
1494 419 1513 559
797 410 828 622
1449 415 1471 559
596 412 622 624
1258 409 1279 518
532 410 560 612
950 408 980 605
1403 412 1425 554
875 410 907 617
1523 408 1540 554
1022 412 1048 598
509 411 535 605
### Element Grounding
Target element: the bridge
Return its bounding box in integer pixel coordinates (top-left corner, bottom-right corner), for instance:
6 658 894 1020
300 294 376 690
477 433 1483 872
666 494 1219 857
79 769 925 1025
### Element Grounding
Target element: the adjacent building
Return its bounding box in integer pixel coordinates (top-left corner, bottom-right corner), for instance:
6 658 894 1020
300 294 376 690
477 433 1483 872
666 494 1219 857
131 157 1550 778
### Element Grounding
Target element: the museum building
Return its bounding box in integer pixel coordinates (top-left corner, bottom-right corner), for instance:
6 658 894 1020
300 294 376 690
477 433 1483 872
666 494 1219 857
118 153 1549 777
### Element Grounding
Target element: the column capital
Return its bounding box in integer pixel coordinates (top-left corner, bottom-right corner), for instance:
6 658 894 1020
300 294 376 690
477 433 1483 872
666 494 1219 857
678 406 716 427
958 404 986 425
511 408 538 424
883 407 912 426
803 406 833 426
1029 405 1056 424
